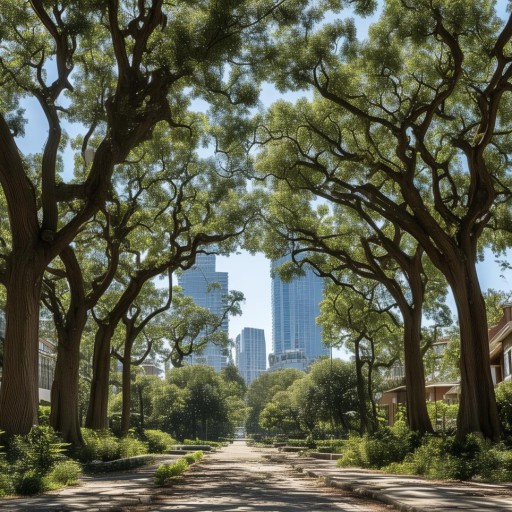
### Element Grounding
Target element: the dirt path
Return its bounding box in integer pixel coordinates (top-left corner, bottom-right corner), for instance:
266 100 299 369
147 441 388 511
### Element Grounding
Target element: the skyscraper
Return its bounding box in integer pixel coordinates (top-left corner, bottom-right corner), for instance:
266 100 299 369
235 327 266 385
177 254 229 372
270 256 328 368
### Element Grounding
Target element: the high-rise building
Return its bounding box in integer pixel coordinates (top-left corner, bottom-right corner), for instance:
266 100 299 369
270 256 328 368
177 254 229 372
235 327 266 384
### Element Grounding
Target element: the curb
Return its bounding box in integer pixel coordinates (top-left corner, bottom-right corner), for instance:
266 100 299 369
293 463 429 512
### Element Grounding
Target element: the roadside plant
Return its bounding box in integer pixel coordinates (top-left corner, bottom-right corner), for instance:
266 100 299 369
154 458 189 485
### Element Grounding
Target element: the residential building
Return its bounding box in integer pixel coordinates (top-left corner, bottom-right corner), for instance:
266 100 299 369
0 310 56 403
177 254 230 372
379 303 512 427
489 303 512 385
269 256 328 369
235 327 266 384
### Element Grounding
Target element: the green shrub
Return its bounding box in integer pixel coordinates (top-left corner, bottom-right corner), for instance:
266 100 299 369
154 458 189 485
78 429 120 462
183 439 221 448
384 434 512 481
143 430 176 453
38 405 51 426
8 426 68 474
48 460 83 486
183 451 203 464
496 381 512 439
14 471 46 495
119 434 148 458
337 422 417 469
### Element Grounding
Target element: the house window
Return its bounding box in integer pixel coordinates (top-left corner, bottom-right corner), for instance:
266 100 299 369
505 348 512 380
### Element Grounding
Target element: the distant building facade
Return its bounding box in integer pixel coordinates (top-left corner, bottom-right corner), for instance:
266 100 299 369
235 327 266 384
177 254 230 372
0 310 56 403
270 256 328 369
268 349 308 371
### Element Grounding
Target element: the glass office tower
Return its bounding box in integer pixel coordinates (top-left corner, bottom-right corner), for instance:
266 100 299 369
235 327 266 385
177 254 229 372
270 256 328 368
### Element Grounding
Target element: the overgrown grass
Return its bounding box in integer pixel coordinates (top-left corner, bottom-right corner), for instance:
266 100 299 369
336 423 512 482
155 451 203 486
154 458 190 485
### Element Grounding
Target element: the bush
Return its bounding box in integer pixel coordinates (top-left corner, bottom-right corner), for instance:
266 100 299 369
118 434 148 458
38 405 51 426
337 422 417 469
154 458 189 485
183 439 221 448
496 381 512 439
8 426 68 474
48 460 83 486
143 430 176 453
78 429 120 462
184 451 203 464
14 471 46 495
384 434 512 482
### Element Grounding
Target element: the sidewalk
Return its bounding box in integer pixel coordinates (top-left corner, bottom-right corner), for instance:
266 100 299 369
0 454 180 511
276 451 512 512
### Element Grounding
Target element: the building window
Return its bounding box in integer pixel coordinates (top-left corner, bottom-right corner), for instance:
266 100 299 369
505 348 512 380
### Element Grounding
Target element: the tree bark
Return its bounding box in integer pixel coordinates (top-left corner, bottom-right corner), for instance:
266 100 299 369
354 337 370 435
450 260 501 441
50 326 85 446
0 254 44 434
120 348 133 436
403 307 433 434
49 247 88 446
86 324 114 429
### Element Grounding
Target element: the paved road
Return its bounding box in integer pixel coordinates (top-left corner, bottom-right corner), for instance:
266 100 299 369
148 441 387 512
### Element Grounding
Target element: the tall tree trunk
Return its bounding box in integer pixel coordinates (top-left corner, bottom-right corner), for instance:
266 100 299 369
0 255 43 435
49 247 87 446
50 327 84 446
403 307 433 434
120 349 133 436
354 337 370 435
86 324 114 429
450 260 501 441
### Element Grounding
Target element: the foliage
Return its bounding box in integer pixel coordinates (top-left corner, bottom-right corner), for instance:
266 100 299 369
496 381 512 439
385 435 512 482
7 426 68 475
47 460 83 486
426 402 458 434
154 458 190 485
184 451 204 464
182 439 221 448
13 471 45 496
337 421 418 469
164 366 232 441
118 434 148 459
246 368 305 434
142 430 176 454
78 429 121 463
38 405 51 427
